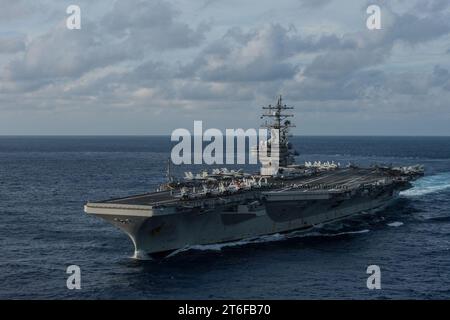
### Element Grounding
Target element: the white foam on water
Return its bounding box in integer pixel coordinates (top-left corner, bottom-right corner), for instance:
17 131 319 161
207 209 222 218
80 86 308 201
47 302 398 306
174 233 289 254
165 246 191 258
387 221 404 227
165 228 370 258
320 229 370 236
400 172 450 197
285 228 370 239
132 249 153 261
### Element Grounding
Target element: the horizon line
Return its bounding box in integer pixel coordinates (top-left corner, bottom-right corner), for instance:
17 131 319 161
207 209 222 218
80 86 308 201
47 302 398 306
0 134 450 138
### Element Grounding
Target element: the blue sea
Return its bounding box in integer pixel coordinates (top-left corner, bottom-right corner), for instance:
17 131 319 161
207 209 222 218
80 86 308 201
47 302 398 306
0 136 449 299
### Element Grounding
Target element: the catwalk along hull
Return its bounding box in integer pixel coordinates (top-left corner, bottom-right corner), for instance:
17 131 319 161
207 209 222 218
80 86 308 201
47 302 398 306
85 186 400 258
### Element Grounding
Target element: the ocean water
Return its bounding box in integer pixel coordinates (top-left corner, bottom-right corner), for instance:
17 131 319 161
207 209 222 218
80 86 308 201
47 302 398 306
0 136 449 299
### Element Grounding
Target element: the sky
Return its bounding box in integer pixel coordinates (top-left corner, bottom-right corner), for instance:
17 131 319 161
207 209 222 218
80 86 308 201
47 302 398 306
0 0 449 135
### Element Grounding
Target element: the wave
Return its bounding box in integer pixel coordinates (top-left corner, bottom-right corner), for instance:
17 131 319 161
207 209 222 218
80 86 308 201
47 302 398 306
424 216 450 223
132 250 153 261
387 221 404 227
400 172 450 197
165 228 370 258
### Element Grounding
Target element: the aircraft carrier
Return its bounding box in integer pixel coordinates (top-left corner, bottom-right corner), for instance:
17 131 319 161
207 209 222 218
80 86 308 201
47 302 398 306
84 96 424 259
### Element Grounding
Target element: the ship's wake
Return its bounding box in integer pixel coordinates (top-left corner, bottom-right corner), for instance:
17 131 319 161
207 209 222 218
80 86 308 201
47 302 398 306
164 227 370 258
400 172 450 197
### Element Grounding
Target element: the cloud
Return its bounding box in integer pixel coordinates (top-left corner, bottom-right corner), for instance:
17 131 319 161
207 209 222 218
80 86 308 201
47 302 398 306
3 21 128 85
304 47 386 80
182 24 357 82
0 0 33 21
0 36 26 53
282 1 450 104
385 13 450 45
1 0 209 92
1 0 450 135
298 0 332 9
430 65 450 91
101 0 208 51
413 0 450 13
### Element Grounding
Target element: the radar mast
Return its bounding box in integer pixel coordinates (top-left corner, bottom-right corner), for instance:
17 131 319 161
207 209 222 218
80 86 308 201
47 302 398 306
260 95 296 169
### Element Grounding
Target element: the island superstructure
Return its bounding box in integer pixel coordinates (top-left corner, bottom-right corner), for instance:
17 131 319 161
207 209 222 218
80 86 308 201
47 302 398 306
84 96 424 259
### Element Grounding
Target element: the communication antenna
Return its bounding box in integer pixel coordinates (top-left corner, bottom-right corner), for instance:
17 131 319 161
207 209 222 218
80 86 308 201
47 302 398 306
260 95 296 167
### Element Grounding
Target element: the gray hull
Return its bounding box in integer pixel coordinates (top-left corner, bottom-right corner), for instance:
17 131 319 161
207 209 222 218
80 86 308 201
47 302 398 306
91 190 396 258
84 98 424 258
